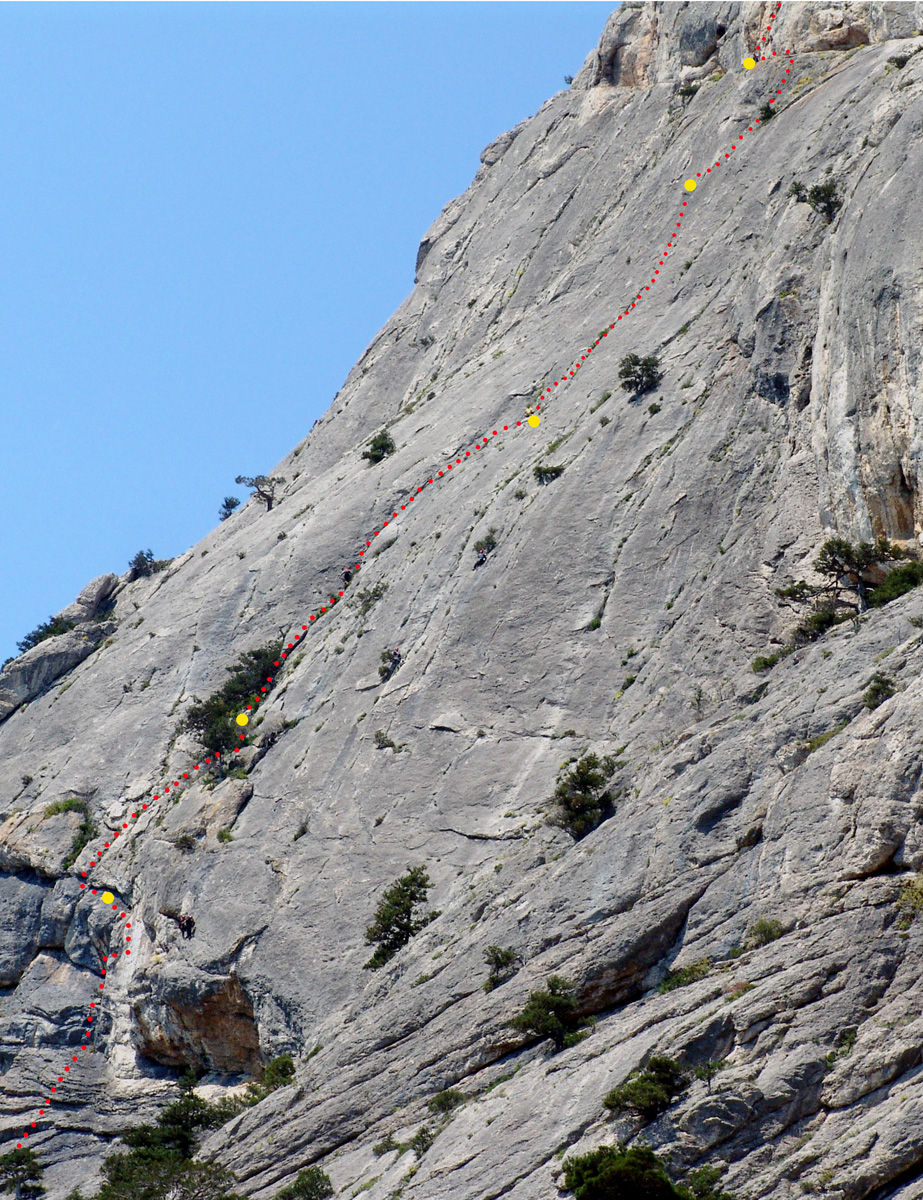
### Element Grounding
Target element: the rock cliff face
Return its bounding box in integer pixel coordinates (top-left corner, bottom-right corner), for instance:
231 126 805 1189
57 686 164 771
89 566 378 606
3 3 923 1198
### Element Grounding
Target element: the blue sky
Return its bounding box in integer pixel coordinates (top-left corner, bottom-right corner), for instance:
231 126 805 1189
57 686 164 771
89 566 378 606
1 1 616 664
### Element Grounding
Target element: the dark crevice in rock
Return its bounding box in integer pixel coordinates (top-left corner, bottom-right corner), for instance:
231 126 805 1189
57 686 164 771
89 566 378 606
863 1151 923 1200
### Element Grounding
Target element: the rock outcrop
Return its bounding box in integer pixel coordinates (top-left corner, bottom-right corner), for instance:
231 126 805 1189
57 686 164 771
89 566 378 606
3 5 923 1200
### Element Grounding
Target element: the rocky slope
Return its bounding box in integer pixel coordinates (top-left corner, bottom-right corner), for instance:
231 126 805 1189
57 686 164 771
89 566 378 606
3 3 923 1198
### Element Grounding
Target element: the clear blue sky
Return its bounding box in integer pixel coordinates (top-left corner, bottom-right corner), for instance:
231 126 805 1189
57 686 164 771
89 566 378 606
1 2 615 664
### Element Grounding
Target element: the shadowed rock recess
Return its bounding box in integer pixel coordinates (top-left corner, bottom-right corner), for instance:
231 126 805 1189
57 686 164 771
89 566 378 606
3 3 923 1198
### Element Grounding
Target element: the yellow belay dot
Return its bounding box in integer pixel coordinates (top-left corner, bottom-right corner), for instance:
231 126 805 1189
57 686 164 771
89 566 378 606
743 56 756 70
101 891 115 905
528 414 541 427
236 713 249 726
684 179 697 192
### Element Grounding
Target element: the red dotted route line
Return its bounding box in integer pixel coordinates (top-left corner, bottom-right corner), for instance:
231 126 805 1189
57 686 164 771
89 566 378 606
13 6 791 1151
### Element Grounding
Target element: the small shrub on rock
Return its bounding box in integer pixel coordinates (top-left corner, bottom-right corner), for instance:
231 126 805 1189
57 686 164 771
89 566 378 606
474 528 498 555
235 475 286 511
534 464 566 485
428 1088 465 1115
363 865 440 969
507 975 588 1051
548 753 620 840
178 640 282 756
618 353 662 397
373 1133 401 1157
409 1125 436 1157
863 672 895 710
483 944 521 991
679 1164 736 1199
16 615 78 655
658 959 711 993
896 873 923 929
868 561 923 606
62 807 98 871
362 430 396 465
274 1166 334 1200
356 581 388 616
745 918 784 948
603 1056 689 1122
805 180 844 224
692 1061 725 1092
219 496 241 521
562 1143 681 1200
0 1146 45 1200
128 548 172 579
245 1054 295 1105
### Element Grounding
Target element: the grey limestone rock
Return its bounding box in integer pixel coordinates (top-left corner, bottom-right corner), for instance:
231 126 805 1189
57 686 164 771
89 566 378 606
4 4 923 1199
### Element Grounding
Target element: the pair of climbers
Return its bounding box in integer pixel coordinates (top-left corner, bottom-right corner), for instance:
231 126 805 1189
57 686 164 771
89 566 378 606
178 914 196 940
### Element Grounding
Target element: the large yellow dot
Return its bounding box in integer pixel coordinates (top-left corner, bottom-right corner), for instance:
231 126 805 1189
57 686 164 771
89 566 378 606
528 415 541 427
684 179 697 192
236 713 249 726
743 57 756 70
101 891 114 905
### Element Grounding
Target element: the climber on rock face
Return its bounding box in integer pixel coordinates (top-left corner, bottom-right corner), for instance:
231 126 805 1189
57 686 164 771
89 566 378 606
342 569 352 585
178 914 196 940
473 550 488 570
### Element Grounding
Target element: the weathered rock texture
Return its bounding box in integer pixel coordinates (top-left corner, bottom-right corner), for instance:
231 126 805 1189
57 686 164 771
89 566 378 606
3 4 923 1199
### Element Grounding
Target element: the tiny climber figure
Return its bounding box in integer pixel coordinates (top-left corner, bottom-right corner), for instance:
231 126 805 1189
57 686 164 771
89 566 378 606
342 569 352 586
473 549 488 570
390 647 401 673
524 406 535 417
178 914 196 940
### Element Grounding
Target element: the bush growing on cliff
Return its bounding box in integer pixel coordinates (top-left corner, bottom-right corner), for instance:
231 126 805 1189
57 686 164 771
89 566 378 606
92 1089 244 1200
562 1144 735 1200
274 1168 333 1200
618 353 662 397
745 918 784 948
548 753 620 840
60 801 98 871
363 865 440 969
179 640 283 756
534 464 566 485
756 537 920 670
428 1088 465 1115
245 1054 296 1105
658 959 711 993
16 614 77 655
507 975 589 1051
896 873 923 929
128 549 172 579
603 1056 689 1122
0 1147 46 1200
219 496 241 521
361 430 396 465
863 672 896 710
483 944 521 992
867 561 923 607
562 1143 679 1199
235 475 286 512
788 178 843 224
